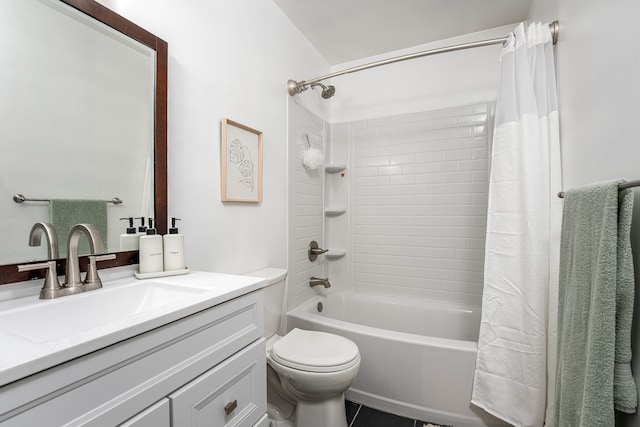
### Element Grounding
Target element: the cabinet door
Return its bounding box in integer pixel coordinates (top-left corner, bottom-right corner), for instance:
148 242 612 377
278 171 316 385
119 399 170 427
170 339 266 427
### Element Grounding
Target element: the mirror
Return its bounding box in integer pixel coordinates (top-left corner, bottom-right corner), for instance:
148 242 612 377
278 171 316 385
0 0 167 285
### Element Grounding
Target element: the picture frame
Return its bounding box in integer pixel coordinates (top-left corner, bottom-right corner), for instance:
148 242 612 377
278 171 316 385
221 118 263 202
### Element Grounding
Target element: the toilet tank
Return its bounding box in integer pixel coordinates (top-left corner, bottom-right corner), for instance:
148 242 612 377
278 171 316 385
245 268 288 338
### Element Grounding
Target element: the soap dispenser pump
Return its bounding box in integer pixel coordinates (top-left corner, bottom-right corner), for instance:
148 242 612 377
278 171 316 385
163 217 185 271
135 216 148 235
138 218 163 274
119 217 139 251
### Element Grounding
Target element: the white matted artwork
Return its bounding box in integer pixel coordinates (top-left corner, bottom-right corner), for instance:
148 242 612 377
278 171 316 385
221 118 263 202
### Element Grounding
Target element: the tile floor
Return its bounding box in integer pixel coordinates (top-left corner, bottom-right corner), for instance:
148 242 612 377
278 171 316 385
346 401 453 427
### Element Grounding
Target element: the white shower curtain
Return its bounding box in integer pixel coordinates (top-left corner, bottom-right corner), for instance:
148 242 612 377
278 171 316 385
471 22 561 427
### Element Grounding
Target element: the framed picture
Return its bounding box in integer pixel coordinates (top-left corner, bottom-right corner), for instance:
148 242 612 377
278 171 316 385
221 118 263 202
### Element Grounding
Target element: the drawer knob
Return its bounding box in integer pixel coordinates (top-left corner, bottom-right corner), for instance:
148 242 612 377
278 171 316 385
224 399 238 416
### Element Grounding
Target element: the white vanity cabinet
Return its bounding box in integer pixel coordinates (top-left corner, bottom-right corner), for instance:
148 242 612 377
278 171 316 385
0 289 267 426
120 399 171 427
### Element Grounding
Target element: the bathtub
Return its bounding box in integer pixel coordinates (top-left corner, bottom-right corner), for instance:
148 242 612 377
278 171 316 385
287 292 507 427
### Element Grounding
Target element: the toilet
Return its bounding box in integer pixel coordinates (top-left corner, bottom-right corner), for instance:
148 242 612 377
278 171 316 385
246 268 360 427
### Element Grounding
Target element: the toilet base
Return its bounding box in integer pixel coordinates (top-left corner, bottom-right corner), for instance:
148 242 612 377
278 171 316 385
295 394 348 427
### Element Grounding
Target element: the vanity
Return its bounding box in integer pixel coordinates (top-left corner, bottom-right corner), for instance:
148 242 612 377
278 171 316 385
0 270 269 426
0 1 271 424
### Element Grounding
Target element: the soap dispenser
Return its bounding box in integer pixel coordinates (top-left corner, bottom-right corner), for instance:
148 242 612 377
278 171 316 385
138 218 163 274
119 217 139 251
135 216 148 236
163 218 185 271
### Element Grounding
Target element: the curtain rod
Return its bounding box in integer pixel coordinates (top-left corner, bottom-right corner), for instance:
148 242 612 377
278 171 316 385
288 21 559 96
557 180 640 198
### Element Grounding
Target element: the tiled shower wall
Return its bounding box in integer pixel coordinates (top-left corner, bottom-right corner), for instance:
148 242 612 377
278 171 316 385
350 103 491 306
287 101 326 310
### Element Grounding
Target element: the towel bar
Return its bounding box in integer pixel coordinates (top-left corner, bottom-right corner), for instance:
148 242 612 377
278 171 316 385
557 179 640 198
13 194 123 205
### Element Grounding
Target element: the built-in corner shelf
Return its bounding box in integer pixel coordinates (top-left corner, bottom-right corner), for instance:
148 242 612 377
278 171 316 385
325 249 347 259
325 164 346 174
325 207 347 216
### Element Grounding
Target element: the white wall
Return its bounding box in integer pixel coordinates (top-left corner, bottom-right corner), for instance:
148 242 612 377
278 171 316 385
96 0 330 274
528 0 640 189
348 104 490 305
527 0 640 425
328 25 510 123
287 101 326 310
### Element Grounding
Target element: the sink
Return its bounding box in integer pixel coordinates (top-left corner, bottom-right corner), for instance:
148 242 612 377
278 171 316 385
0 281 207 343
0 270 268 388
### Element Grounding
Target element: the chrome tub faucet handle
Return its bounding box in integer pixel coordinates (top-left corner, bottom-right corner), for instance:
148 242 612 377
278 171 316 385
308 240 329 261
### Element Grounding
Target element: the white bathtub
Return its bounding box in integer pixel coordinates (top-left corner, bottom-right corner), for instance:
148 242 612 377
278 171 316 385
287 292 507 427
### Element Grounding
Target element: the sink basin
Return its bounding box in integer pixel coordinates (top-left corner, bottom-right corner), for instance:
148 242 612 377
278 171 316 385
0 281 207 343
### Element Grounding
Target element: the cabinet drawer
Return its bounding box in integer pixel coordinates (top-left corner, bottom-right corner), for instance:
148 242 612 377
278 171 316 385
170 339 266 427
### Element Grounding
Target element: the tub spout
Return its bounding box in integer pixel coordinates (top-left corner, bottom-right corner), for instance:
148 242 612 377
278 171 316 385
310 277 331 288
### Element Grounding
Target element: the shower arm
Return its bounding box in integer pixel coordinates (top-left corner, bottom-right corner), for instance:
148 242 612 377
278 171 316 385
288 21 559 96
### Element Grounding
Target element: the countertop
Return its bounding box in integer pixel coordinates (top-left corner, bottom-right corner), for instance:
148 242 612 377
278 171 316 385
0 268 268 387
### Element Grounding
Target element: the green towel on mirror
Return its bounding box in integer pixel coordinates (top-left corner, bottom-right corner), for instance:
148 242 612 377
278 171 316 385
49 199 108 256
555 179 637 426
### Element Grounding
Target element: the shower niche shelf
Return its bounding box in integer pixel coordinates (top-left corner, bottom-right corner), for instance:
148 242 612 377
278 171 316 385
325 207 347 216
325 164 346 174
325 249 346 259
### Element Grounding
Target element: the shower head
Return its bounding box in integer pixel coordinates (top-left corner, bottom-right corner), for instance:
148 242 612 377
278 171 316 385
286 79 336 99
311 82 336 99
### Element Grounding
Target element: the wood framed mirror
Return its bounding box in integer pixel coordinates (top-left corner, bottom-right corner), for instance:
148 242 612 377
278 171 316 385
0 0 167 285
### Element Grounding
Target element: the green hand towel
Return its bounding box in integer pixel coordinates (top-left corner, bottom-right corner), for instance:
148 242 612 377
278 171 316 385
555 179 637 427
49 199 108 256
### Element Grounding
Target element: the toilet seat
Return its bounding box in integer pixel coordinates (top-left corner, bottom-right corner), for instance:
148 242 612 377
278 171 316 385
271 328 360 373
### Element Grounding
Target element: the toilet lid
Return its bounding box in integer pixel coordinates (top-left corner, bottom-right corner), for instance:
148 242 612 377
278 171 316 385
271 328 360 373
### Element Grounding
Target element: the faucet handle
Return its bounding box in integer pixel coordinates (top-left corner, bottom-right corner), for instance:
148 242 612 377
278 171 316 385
308 240 329 261
84 253 116 291
18 260 62 299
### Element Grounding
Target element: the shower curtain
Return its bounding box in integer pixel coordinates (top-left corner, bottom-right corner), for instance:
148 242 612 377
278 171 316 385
471 22 561 427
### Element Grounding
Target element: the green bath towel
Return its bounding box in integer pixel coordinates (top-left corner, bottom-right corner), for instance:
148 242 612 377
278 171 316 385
555 179 637 426
614 185 636 414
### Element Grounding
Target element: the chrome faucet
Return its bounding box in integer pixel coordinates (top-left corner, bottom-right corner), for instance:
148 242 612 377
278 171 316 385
18 223 115 299
65 224 105 290
28 222 59 260
309 277 331 288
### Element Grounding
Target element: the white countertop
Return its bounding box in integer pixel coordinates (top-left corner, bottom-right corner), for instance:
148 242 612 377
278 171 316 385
0 268 268 387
